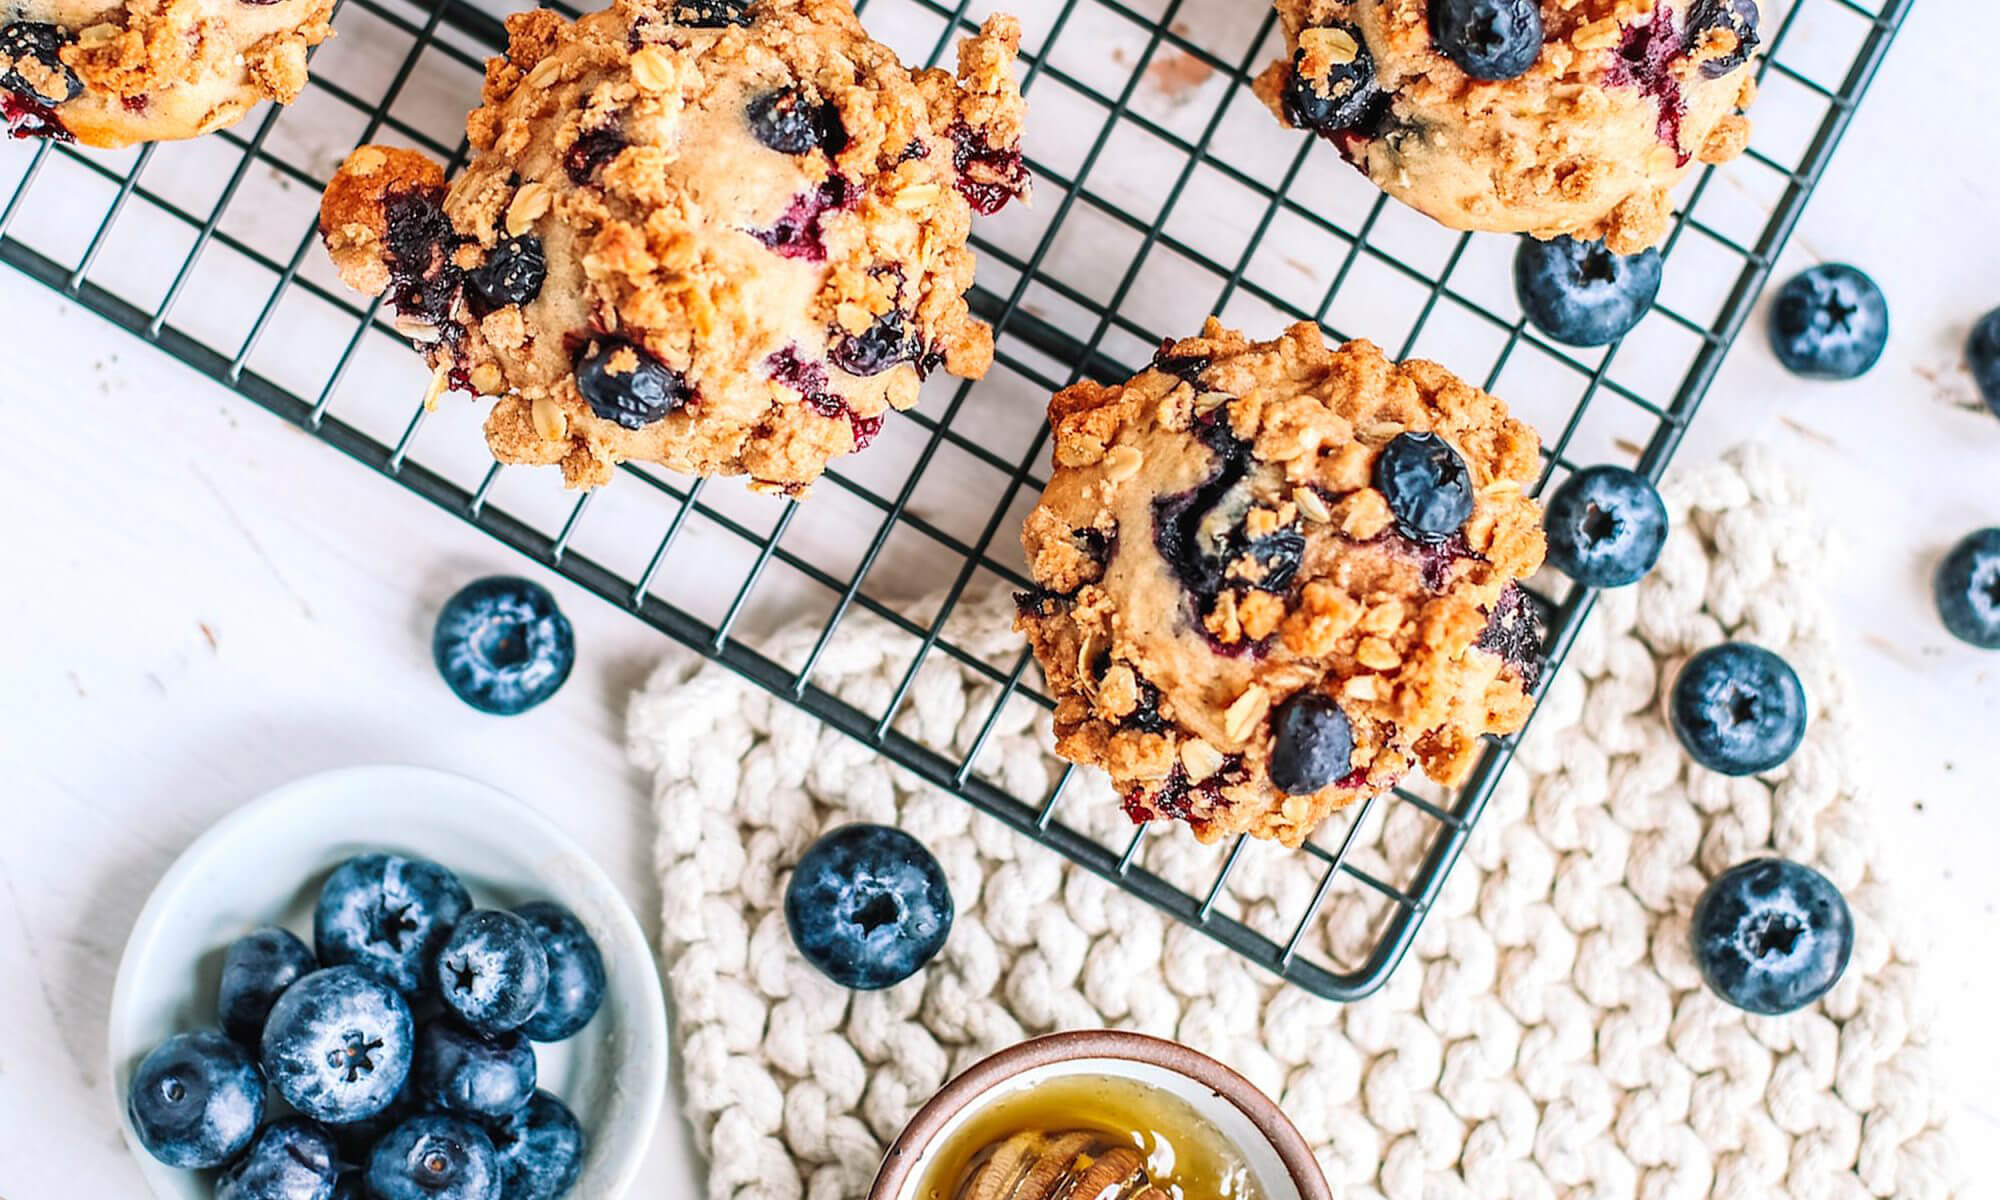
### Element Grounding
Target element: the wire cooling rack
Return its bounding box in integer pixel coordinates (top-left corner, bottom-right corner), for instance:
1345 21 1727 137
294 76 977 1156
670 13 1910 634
2 0 1909 999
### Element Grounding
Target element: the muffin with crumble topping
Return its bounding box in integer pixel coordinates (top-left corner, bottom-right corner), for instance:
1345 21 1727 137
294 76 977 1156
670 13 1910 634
1255 0 1759 253
317 0 1027 494
1014 320 1547 847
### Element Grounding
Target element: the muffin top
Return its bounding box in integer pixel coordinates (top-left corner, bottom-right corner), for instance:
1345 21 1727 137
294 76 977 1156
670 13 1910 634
319 0 1027 493
1015 320 1547 846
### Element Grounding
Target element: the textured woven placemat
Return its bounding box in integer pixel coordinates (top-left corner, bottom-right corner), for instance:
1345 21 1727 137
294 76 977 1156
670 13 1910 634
627 446 1961 1200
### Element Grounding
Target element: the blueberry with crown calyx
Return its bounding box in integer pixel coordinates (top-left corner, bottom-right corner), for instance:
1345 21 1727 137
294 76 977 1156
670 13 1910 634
1431 0 1543 81
1669 643 1807 775
1515 236 1662 347
785 824 953 990
1542 465 1668 587
1935 528 2000 650
1768 264 1889 381
1691 857 1851 1015
1374 432 1474 542
315 852 471 995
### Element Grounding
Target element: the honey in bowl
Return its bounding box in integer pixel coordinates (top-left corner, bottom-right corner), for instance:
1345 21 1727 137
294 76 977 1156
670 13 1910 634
916 1073 1266 1200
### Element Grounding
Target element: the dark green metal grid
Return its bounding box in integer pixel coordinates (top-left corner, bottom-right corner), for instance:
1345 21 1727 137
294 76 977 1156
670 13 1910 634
0 0 1911 998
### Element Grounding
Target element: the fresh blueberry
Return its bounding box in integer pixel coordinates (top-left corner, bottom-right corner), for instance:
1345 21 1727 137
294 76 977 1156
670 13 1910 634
576 338 693 428
412 1017 537 1118
512 901 606 1043
667 0 751 26
1687 0 1760 78
126 1030 265 1168
784 824 953 990
830 311 918 377
1430 0 1543 81
1934 528 2000 650
1768 264 1889 381
315 853 472 995
1373 432 1474 542
219 926 318 1045
466 235 547 310
1268 693 1356 795
1967 307 2000 418
1515 236 1663 347
216 1118 342 1200
262 966 415 1123
1542 465 1668 587
1280 25 1383 134
0 22 83 103
368 1114 503 1200
436 910 550 1036
1691 858 1852 1015
488 1090 586 1200
1670 643 1808 776
432 577 576 718
747 86 845 156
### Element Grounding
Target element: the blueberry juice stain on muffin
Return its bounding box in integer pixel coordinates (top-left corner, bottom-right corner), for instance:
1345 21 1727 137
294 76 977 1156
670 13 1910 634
1254 1 1760 253
1015 321 1548 847
317 0 1029 496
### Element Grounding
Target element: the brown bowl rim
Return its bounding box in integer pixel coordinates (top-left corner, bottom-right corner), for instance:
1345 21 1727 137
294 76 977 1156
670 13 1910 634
866 1029 1331 1199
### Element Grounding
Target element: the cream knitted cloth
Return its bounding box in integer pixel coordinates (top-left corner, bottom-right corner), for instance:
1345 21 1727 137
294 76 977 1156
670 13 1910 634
627 446 1961 1200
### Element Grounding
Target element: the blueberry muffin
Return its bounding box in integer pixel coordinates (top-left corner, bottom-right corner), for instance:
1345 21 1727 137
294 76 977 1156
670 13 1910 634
1 0 333 146
1014 321 1547 846
318 0 1028 494
1255 0 1759 253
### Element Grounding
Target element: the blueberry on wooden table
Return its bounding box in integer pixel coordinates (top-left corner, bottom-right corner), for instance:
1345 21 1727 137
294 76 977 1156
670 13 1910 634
1768 264 1889 380
785 824 953 990
219 925 318 1044
1691 858 1852 1015
1669 643 1808 776
215 1117 342 1200
1431 0 1544 81
513 901 607 1043
1542 465 1668 588
1374 432 1475 542
433 577 576 717
411 1016 537 1118
436 910 550 1036
261 966 415 1124
314 852 471 997
1514 236 1662 347
1935 528 2000 650
489 1089 587 1200
367 1114 504 1200
126 1030 265 1168
1967 307 2000 419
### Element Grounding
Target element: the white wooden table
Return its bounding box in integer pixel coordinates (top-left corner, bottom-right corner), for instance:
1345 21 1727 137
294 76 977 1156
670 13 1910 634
3 3 1995 1194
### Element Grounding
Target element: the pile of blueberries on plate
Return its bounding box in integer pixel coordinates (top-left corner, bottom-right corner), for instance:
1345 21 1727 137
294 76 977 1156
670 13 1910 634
125 853 605 1199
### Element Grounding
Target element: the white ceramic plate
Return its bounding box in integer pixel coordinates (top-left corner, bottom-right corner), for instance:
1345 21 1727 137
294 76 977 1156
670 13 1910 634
108 765 668 1199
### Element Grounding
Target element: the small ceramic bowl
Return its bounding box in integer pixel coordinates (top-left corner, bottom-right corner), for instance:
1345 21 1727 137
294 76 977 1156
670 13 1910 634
869 1030 1330 1200
108 764 667 1199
